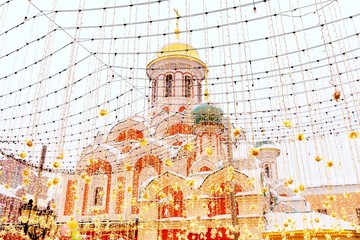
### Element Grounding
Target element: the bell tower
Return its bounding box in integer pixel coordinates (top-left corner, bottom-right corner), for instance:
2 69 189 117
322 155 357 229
146 44 207 113
146 12 207 114
255 141 280 181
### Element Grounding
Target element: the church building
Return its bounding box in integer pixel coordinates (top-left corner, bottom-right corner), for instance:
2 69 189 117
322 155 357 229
56 38 360 240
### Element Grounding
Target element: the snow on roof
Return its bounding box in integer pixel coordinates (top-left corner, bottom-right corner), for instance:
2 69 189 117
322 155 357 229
255 141 276 148
183 194 209 200
140 170 187 191
0 185 19 198
303 184 360 195
0 184 52 208
264 211 355 233
157 213 263 222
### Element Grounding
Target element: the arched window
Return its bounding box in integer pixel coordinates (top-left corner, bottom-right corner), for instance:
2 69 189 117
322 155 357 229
199 166 211 172
132 155 162 214
264 164 270 178
165 74 173 97
13 165 21 187
196 78 202 102
152 79 158 102
115 177 125 214
208 182 242 217
117 129 144 142
82 160 112 215
158 186 183 218
94 187 104 206
184 75 192 98
64 180 77 216
165 124 193 136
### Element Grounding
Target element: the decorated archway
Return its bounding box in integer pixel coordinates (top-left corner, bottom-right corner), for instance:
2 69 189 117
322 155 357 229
208 182 242 217
82 160 112 215
157 185 184 219
132 155 162 213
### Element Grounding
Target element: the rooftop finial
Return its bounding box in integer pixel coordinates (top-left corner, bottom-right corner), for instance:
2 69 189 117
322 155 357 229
173 9 181 40
204 70 209 101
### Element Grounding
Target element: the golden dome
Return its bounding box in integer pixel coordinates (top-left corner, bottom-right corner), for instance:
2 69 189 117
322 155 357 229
157 43 200 59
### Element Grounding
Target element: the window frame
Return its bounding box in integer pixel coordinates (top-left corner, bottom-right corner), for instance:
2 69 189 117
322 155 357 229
152 78 158 102
356 208 360 223
317 208 328 214
94 186 104 206
184 75 193 98
264 163 271 178
165 74 173 97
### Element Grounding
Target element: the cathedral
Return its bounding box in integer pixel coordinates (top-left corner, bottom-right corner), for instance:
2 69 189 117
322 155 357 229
56 40 360 240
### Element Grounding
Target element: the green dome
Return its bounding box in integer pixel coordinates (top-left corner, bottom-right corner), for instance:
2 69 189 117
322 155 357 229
191 104 224 124
255 140 276 148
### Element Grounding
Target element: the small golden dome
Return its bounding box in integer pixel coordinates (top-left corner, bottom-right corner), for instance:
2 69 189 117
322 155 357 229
157 43 200 59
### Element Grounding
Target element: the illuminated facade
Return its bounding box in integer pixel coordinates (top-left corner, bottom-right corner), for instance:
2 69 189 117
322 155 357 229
56 41 360 240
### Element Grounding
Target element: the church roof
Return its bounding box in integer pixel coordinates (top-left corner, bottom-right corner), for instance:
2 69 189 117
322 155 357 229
157 43 200 59
255 140 276 148
264 211 356 232
191 104 224 125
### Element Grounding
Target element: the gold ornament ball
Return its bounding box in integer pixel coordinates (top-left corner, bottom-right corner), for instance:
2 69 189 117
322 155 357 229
205 147 214 156
139 138 148 147
184 143 194 152
52 178 59 185
23 169 30 177
67 218 79 230
314 156 322 162
287 178 293 185
53 161 60 168
283 120 293 128
233 128 242 137
99 109 108 116
23 179 29 185
296 133 305 141
250 148 260 157
326 160 334 168
348 131 358 139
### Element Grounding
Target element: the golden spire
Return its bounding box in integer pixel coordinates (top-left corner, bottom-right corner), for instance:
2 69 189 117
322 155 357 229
204 69 210 101
173 9 180 40
204 87 209 101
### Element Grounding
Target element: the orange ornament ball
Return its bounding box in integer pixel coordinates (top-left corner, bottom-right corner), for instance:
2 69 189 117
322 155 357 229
314 156 322 162
326 160 333 168
348 131 358 139
296 134 305 141
250 148 260 157
25 140 33 147
233 128 242 137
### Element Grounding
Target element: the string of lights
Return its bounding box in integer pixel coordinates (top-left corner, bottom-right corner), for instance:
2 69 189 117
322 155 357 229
0 2 359 238
1 33 359 113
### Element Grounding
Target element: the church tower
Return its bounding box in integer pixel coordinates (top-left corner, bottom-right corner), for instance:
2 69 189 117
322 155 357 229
255 141 280 181
190 104 226 174
146 43 207 114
